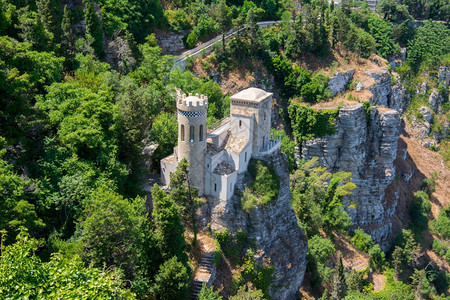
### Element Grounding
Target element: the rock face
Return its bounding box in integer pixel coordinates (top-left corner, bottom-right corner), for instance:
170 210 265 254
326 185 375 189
302 104 401 250
438 66 450 88
328 69 355 97
429 90 444 113
366 70 409 114
206 152 308 300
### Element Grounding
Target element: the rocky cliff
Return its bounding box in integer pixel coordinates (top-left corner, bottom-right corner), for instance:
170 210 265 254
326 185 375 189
302 104 401 250
205 152 308 300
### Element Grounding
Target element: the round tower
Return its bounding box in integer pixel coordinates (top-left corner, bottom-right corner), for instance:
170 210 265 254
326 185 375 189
177 92 208 196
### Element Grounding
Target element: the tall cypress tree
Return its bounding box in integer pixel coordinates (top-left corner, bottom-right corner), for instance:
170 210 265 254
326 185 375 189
36 0 62 42
83 0 104 58
61 5 74 68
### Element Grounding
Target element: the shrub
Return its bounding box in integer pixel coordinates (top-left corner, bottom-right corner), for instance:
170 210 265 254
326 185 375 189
422 173 437 195
301 73 332 103
351 228 373 252
308 235 335 265
368 244 385 272
185 31 198 49
242 159 280 212
430 205 450 239
288 104 339 142
409 191 431 231
413 191 431 213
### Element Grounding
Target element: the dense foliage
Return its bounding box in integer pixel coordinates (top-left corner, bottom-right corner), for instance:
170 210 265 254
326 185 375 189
0 0 449 297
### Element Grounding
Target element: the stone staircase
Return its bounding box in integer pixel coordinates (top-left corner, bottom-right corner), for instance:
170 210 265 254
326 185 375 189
190 248 217 299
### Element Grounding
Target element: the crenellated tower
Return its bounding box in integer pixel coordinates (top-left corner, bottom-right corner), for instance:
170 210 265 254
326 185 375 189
176 92 208 195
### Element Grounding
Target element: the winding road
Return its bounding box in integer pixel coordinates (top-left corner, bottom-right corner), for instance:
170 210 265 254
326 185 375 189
174 20 282 69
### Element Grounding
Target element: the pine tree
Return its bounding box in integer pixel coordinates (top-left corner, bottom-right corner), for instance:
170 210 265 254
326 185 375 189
36 0 62 42
83 0 104 57
61 5 74 68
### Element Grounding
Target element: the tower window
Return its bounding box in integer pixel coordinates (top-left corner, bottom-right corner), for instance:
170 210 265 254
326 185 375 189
214 183 217 192
190 126 194 142
199 125 203 141
245 152 247 162
264 112 266 120
230 183 232 192
239 120 242 128
180 124 185 141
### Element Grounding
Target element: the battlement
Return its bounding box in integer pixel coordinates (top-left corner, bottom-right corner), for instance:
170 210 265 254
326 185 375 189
177 92 208 112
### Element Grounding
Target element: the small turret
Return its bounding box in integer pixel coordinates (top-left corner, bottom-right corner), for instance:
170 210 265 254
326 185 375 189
177 93 208 112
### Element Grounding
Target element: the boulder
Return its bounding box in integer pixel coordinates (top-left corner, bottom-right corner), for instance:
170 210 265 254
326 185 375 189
328 69 355 96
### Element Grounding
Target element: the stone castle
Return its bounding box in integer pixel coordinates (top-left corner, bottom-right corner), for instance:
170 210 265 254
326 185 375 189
161 87 281 200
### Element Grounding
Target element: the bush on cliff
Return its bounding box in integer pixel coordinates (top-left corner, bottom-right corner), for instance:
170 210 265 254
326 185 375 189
241 159 280 212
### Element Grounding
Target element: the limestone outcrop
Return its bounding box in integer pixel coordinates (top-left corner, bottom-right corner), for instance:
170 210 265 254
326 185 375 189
206 152 308 300
365 69 409 114
328 69 355 97
302 104 401 250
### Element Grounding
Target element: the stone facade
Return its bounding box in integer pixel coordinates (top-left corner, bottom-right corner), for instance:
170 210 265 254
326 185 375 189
161 88 280 201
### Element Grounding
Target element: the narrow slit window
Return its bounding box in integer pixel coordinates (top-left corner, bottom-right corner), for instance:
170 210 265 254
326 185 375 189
190 126 194 142
214 183 217 192
230 183 232 192
245 152 247 162
181 124 185 141
199 125 203 141
239 120 242 128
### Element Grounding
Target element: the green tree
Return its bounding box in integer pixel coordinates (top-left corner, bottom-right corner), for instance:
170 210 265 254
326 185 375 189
78 188 149 279
351 228 373 252
0 139 44 243
16 7 54 51
406 21 450 72
430 205 450 239
198 283 222 300
290 157 355 235
169 158 198 243
367 15 399 58
410 269 436 299
368 244 385 272
149 112 178 166
229 286 265 300
36 0 62 41
150 256 190 300
377 0 412 21
185 31 198 49
152 184 186 261
61 5 75 68
0 231 134 299
217 0 230 50
83 0 104 57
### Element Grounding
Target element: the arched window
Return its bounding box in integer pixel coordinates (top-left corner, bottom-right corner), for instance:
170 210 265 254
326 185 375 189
180 124 185 141
199 125 203 141
190 126 194 142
